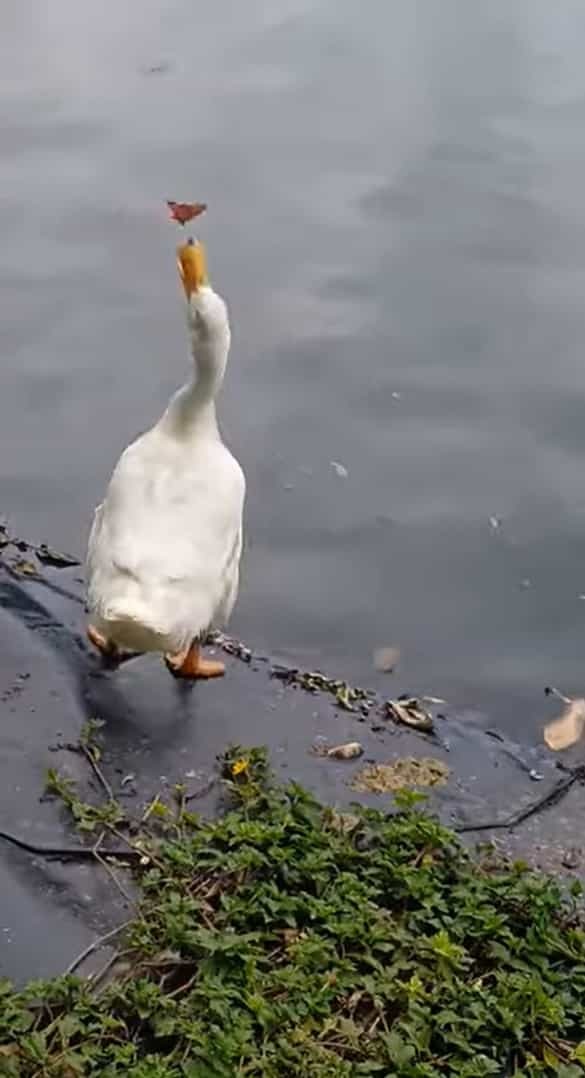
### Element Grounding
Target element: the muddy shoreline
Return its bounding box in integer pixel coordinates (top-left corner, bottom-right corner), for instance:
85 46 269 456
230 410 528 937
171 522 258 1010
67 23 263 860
0 554 584 985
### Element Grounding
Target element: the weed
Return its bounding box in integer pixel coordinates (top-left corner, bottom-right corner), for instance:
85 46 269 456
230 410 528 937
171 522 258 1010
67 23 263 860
1 746 585 1075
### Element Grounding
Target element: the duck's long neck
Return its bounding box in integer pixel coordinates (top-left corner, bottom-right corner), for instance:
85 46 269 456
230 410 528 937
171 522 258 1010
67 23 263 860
165 323 230 439
184 339 227 424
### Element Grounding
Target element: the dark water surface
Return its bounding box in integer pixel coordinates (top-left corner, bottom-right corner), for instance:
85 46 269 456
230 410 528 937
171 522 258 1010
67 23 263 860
3 0 585 740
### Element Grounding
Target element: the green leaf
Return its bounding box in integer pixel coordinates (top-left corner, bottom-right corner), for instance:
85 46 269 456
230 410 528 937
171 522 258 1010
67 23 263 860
382 1030 416 1066
543 1043 563 1068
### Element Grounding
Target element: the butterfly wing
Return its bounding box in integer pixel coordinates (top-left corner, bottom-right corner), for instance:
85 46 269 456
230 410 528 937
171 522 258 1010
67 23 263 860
167 200 207 225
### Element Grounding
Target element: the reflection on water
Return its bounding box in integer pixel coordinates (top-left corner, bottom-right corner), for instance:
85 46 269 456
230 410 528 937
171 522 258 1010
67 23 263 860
3 0 585 738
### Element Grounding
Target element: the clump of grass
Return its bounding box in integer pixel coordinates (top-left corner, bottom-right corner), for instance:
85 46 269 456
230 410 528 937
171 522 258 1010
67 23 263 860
2 746 585 1076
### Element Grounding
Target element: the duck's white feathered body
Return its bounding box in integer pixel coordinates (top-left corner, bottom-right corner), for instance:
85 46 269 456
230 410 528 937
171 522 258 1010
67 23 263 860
86 273 245 662
87 422 244 654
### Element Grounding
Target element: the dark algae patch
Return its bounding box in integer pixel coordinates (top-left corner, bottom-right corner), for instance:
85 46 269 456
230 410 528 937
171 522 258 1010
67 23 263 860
2 748 585 1076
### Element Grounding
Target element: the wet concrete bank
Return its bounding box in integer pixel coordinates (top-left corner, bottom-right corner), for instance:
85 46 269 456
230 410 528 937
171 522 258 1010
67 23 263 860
0 560 584 985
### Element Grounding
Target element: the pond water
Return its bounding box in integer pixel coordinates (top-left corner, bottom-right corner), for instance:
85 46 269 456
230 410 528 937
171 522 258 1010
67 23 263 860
3 0 585 741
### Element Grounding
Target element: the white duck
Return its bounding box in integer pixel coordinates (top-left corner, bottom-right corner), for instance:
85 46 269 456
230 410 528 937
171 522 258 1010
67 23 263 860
86 239 245 679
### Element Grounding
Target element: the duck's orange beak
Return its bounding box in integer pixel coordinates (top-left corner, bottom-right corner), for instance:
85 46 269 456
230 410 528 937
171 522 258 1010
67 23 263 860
177 239 208 299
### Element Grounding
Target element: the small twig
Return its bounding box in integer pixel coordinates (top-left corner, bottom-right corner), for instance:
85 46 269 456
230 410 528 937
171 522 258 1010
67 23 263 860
108 826 166 871
0 827 140 861
89 948 133 993
166 972 198 1000
65 920 132 976
92 831 136 907
143 955 192 971
81 743 114 802
141 794 162 825
456 766 585 834
411 844 432 868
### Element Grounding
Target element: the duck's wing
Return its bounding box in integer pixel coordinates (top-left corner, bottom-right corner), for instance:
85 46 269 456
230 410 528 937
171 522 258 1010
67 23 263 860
87 430 245 638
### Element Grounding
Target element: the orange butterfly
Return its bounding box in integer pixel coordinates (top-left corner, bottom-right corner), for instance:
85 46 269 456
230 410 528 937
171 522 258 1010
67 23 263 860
167 200 207 226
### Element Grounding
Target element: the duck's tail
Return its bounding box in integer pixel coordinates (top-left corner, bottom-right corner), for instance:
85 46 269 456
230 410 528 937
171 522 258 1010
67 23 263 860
96 600 182 654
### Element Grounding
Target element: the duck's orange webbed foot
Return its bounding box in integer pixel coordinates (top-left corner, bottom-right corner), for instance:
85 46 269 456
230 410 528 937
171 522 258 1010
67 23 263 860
86 625 141 667
164 642 225 680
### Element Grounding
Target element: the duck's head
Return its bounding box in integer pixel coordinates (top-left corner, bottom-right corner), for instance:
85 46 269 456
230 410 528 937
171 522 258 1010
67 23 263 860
177 238 231 370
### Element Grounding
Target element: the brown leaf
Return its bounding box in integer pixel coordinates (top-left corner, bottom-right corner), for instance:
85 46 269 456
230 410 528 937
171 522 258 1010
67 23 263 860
386 697 434 733
11 558 39 578
544 696 585 751
326 741 363 760
327 811 360 833
282 928 305 946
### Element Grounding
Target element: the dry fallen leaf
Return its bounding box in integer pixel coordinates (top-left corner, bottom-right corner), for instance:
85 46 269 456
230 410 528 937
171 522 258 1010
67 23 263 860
326 811 361 833
373 646 400 673
282 928 306 946
386 697 434 733
544 687 585 750
11 558 39 578
327 742 363 760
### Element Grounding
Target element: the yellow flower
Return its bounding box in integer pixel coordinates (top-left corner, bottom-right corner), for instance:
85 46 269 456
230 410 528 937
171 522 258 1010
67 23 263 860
231 758 249 776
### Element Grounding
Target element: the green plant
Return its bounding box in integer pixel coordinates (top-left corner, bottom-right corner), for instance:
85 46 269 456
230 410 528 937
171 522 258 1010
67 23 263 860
1 746 585 1076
